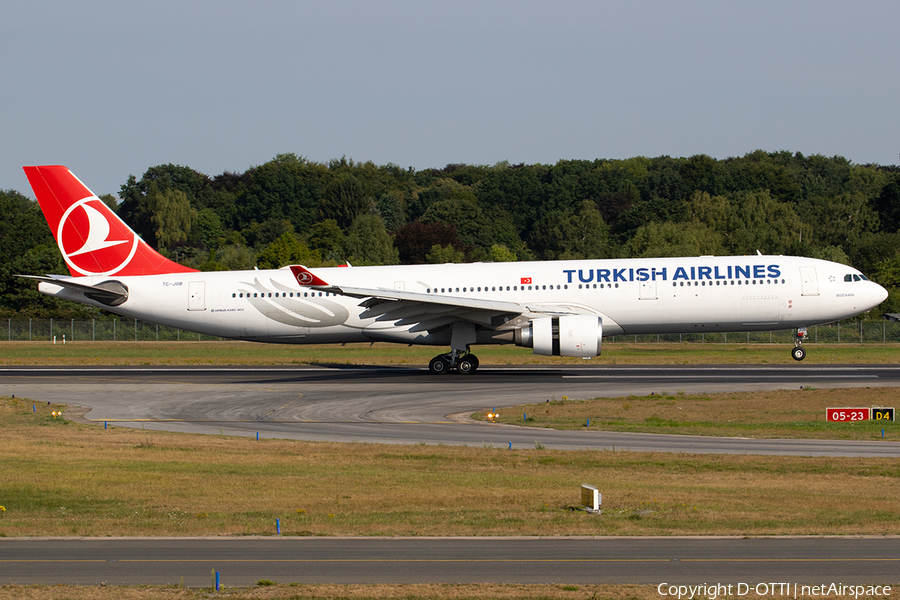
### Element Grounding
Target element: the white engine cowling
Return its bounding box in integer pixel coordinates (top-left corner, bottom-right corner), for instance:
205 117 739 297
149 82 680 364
515 315 602 358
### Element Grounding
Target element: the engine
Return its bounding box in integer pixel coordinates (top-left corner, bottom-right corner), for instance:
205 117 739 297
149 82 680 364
515 315 602 358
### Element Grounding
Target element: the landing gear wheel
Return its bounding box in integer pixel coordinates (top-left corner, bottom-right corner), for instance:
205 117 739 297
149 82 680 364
791 346 806 361
457 355 478 374
429 355 451 374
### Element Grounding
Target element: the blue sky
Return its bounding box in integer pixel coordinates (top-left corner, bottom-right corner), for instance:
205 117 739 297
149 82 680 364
3 0 898 196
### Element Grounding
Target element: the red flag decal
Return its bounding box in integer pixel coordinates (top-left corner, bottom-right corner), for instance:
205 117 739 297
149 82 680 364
521 277 532 285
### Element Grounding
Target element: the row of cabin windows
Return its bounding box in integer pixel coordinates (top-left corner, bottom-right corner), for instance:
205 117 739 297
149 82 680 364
427 285 570 293
231 292 331 298
229 276 822 300
231 279 792 299
672 279 786 287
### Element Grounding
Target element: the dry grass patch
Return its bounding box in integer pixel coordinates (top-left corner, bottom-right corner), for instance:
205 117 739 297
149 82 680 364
2 396 900 537
482 388 900 440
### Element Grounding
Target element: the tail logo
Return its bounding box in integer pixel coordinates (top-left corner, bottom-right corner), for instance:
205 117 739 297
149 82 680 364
58 196 139 276
296 271 314 285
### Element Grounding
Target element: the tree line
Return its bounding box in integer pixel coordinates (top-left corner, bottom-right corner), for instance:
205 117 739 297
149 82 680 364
3 150 900 318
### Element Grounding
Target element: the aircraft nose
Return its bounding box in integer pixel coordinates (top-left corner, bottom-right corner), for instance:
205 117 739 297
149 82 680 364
874 283 889 306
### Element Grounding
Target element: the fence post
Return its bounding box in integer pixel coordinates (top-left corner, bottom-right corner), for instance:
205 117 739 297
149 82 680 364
838 322 840 343
71 318 74 342
50 318 53 341
114 318 116 342
29 318 32 341
92 318 95 341
860 321 863 344
135 319 138 342
884 321 886 343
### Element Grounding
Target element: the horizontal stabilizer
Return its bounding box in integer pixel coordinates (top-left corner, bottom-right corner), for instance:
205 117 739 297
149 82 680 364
17 275 129 307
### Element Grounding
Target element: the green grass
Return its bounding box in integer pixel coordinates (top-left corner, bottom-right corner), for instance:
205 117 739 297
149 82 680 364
479 388 900 440
2 395 900 539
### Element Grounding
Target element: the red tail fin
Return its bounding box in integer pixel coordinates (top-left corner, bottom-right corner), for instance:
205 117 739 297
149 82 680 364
23 165 197 277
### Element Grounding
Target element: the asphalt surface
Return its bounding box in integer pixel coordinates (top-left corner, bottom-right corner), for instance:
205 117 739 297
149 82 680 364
2 364 900 456
1 536 898 586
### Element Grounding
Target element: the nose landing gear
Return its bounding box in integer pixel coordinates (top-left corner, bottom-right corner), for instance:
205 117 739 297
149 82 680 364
428 350 480 374
791 327 808 361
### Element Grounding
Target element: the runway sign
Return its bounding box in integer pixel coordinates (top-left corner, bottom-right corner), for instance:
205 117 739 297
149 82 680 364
872 407 895 421
826 407 870 422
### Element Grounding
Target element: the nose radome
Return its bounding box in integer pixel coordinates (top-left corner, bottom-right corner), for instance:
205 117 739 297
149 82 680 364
874 283 889 306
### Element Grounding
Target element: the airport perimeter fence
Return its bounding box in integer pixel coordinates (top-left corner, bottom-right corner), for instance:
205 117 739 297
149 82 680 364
2 318 900 345
3 318 223 343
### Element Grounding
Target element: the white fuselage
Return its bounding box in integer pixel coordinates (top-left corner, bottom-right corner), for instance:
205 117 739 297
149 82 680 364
40 255 887 348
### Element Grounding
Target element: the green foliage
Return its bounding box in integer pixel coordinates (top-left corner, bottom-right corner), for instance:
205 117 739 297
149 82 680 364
256 233 321 269
376 193 406 231
532 200 611 260
9 151 900 315
307 219 345 262
149 188 197 251
344 214 399 266
319 174 372 228
625 221 724 258
426 244 465 264
194 208 224 250
488 245 518 262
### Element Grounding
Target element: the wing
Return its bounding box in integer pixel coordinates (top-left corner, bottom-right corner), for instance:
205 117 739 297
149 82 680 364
288 265 589 333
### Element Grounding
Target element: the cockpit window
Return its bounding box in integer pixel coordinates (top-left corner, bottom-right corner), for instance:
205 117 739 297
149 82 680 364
844 274 852 282
860 274 869 281
853 274 861 282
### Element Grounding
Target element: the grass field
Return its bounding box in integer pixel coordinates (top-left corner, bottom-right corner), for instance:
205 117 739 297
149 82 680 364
478 388 900 440
1 340 900 365
2 395 900 539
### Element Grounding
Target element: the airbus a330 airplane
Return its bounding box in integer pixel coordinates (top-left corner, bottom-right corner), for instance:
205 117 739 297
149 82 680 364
21 165 889 374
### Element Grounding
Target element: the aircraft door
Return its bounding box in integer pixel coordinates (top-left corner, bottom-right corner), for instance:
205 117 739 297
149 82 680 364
800 267 819 296
639 280 657 300
188 281 206 311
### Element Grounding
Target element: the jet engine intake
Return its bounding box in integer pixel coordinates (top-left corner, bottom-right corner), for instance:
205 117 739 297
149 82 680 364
515 315 602 358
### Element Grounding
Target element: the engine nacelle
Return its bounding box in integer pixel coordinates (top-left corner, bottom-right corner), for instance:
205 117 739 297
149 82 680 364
515 315 602 358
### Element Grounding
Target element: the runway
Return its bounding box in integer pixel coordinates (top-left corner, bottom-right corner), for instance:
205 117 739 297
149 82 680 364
2 365 900 456
1 536 898 586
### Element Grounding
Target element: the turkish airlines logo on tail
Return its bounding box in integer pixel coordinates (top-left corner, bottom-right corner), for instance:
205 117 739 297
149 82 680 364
58 196 139 276
296 271 314 285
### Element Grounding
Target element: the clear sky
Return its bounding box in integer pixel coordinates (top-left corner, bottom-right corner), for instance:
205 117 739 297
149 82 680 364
3 0 898 197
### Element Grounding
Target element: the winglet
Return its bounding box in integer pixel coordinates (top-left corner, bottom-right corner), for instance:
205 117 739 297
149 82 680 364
289 265 330 286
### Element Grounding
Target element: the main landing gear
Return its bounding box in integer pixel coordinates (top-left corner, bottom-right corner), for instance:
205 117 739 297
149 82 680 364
791 327 808 361
429 350 480 374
